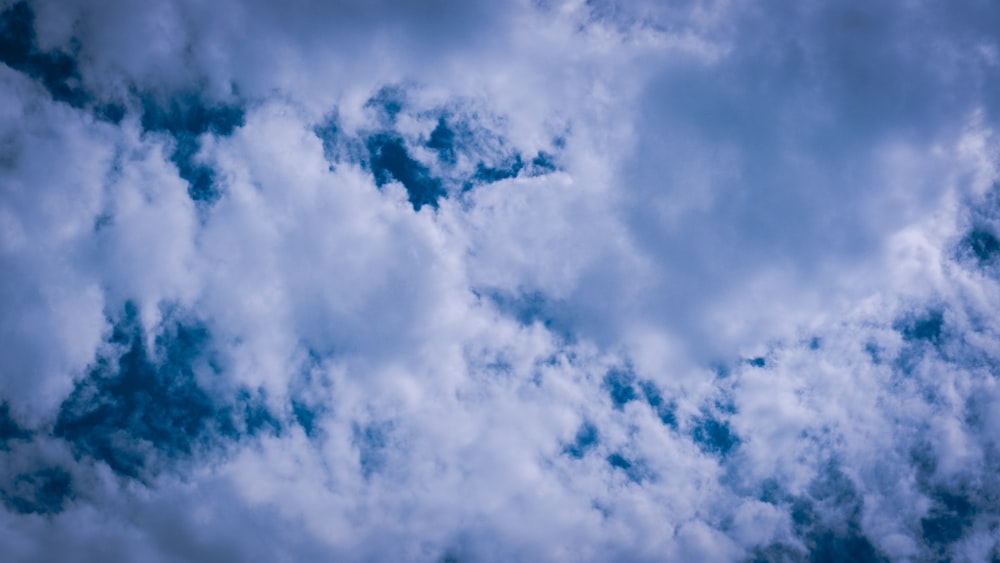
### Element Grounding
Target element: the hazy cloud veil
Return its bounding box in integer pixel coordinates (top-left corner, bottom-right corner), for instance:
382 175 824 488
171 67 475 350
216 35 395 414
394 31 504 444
2 0 1000 561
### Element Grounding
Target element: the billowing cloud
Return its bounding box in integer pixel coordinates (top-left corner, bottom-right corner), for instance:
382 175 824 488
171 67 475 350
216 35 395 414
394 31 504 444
2 0 1000 561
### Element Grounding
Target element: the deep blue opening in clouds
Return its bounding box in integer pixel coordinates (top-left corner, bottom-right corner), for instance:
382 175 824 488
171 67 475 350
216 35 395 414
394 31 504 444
427 117 457 164
961 228 1000 265
472 154 523 184
895 310 945 346
691 415 739 457
0 2 88 108
920 489 975 547
807 528 883 563
529 151 557 174
638 380 677 429
140 94 245 203
564 421 599 459
365 85 406 122
0 467 73 516
229 388 282 438
52 304 286 480
292 400 319 438
0 402 29 451
762 464 887 563
53 304 217 478
602 368 637 410
367 132 445 211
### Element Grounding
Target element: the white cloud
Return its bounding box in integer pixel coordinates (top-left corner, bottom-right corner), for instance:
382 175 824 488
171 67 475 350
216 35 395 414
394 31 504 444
0 67 110 424
3 0 1000 560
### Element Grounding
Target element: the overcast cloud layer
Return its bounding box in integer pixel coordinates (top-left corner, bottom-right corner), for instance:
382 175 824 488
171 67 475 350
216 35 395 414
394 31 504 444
2 0 1000 561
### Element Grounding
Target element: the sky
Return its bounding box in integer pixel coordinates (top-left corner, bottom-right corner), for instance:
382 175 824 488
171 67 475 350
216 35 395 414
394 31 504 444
1 0 1000 561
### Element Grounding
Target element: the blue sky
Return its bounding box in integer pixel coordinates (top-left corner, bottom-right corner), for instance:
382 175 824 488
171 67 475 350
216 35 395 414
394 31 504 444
2 0 1000 561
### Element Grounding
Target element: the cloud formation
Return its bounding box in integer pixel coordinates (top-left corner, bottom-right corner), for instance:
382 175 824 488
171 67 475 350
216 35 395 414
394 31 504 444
2 0 1000 560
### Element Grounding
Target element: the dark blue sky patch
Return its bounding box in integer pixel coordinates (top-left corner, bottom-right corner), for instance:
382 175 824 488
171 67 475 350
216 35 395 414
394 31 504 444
0 401 30 450
638 380 677 428
140 93 245 203
224 389 282 439
366 133 445 211
920 489 975 548
286 353 330 440
314 114 340 162
894 310 945 346
182 163 217 203
602 367 636 410
563 421 599 459
416 106 562 192
427 117 457 164
712 362 732 379
807 462 860 509
313 112 367 172
960 228 1000 265
94 102 126 125
747 356 767 368
747 542 807 563
808 528 884 563
790 496 817 534
365 85 406 122
714 397 737 415
528 151 557 175
606 452 630 470
1 467 73 515
784 465 886 563
690 415 739 457
140 94 245 137
471 154 523 185
322 92 562 203
758 478 785 506
606 453 648 483
54 304 217 479
292 400 320 439
461 150 558 191
0 1 89 108
0 2 34 69
790 498 887 563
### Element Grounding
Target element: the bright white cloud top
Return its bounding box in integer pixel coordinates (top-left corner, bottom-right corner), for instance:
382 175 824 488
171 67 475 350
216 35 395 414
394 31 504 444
2 1 1000 561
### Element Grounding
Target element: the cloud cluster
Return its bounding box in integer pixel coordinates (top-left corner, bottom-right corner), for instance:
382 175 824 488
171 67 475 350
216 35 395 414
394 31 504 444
2 0 1000 560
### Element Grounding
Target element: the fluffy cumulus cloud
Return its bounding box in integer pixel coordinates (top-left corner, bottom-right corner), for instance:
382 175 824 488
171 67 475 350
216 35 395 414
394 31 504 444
2 0 1000 560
